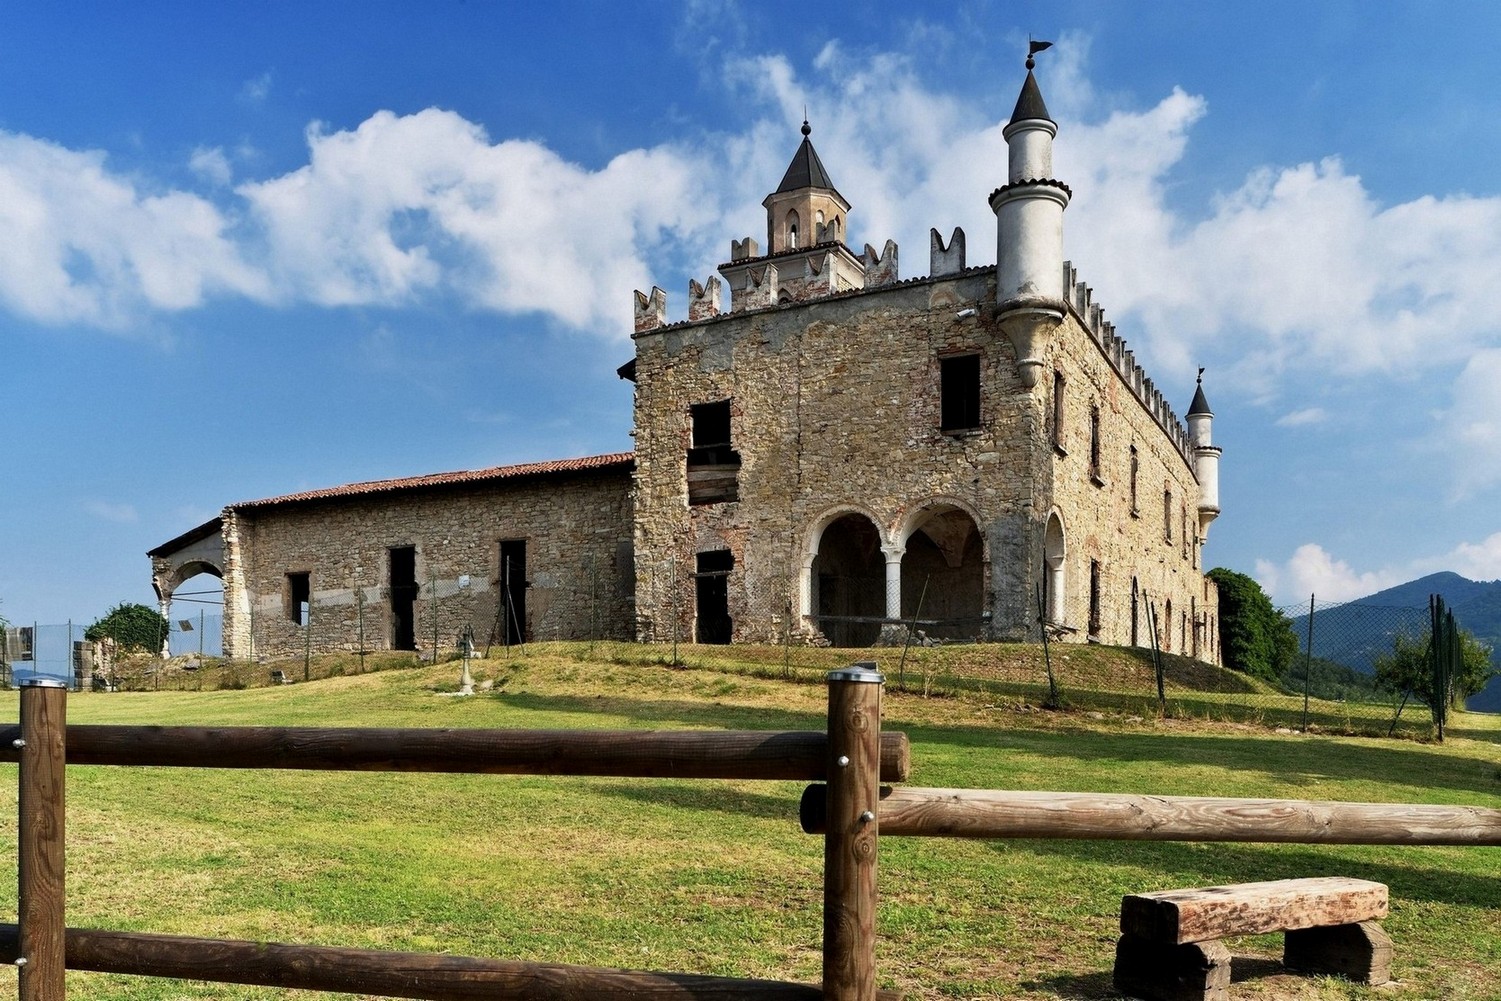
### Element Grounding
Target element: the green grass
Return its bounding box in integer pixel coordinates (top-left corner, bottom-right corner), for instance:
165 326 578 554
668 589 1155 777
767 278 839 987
1 652 1498 1000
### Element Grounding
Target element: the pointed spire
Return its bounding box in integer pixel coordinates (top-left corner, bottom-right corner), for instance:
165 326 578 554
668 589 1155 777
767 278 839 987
1188 367 1213 417
1012 40 1055 125
775 119 839 194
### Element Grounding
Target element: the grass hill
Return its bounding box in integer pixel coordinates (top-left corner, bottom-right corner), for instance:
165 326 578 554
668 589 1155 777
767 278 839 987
2 652 1499 1000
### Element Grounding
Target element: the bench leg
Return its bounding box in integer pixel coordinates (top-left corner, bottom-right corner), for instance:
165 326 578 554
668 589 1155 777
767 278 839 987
1114 934 1231 1001
1284 920 1392 985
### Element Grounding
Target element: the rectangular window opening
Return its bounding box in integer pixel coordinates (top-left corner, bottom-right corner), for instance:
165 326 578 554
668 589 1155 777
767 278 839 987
940 354 981 432
1051 370 1066 453
688 400 740 505
285 572 310 626
1088 403 1103 484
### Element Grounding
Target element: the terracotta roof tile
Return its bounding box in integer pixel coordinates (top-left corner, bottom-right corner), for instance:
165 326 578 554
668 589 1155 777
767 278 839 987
231 451 635 511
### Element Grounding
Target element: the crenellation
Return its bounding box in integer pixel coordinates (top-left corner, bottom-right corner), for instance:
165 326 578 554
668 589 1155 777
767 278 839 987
688 276 723 322
634 286 667 332
730 237 759 261
736 263 778 311
863 239 899 287
930 227 967 276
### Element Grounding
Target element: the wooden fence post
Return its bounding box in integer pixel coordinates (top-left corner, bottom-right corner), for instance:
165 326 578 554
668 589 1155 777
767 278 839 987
823 664 882 1001
18 678 67 1001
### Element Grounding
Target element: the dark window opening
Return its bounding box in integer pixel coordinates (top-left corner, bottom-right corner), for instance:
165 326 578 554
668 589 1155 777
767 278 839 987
688 400 741 505
389 546 417 651
694 549 733 645
940 354 981 432
1129 445 1140 516
1164 487 1174 544
1088 560 1102 638
498 539 528 647
1051 370 1066 452
1130 576 1140 646
286 572 310 626
1088 403 1103 484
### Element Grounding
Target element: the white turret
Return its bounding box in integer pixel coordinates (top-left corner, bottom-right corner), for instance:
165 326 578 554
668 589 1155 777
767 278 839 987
1186 371 1221 539
990 47 1071 389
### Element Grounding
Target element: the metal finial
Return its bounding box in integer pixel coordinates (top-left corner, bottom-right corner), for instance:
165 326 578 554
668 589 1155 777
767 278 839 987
1027 38 1054 70
801 116 811 138
1197 366 1205 384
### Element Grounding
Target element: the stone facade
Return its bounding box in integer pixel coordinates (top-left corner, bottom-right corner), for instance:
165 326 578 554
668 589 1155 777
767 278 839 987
152 458 634 660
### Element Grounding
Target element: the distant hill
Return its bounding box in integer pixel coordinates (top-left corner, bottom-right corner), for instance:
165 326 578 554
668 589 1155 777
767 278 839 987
1287 572 1501 712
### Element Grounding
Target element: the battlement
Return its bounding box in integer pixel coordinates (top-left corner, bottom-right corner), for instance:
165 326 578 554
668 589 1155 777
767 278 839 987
930 227 966 276
1062 261 1194 468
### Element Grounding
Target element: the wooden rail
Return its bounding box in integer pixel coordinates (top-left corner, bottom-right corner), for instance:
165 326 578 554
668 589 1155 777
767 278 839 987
0 925 901 1001
0 725 911 782
6 670 897 1001
798 785 1501 845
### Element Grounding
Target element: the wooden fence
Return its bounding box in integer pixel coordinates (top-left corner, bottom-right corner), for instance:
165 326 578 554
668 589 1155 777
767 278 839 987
7 666 1501 1001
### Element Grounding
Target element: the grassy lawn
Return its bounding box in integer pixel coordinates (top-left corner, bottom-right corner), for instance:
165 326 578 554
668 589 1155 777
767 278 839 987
0 651 1498 1000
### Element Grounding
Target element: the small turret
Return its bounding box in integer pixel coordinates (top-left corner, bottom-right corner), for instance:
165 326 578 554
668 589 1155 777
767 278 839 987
991 43 1071 389
1186 369 1222 539
719 119 870 310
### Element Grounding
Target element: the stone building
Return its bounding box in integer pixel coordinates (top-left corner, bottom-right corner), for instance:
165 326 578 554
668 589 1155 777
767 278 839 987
149 59 1222 663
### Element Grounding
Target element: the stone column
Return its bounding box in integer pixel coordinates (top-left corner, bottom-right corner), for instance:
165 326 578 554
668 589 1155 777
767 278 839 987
879 545 906 645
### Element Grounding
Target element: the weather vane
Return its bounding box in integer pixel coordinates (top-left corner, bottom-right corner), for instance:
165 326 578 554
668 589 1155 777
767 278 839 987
1026 38 1053 70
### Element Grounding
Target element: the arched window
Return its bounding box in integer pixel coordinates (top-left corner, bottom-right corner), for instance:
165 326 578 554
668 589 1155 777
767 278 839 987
786 210 800 249
1043 514 1066 626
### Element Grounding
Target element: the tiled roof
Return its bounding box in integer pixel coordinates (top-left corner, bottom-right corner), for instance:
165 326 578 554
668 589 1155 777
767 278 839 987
231 452 635 510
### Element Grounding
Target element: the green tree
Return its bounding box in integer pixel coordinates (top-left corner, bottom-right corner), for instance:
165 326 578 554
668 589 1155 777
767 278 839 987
1375 629 1496 706
1207 568 1298 681
86 602 168 654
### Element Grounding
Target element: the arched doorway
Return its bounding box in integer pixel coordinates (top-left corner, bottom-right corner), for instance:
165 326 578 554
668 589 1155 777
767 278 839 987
900 504 984 641
811 513 885 647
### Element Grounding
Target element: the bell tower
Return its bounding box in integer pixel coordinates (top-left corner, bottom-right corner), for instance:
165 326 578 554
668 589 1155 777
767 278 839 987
719 120 868 309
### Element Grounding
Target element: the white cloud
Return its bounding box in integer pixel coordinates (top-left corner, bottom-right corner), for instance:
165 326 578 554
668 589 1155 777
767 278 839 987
189 146 233 186
239 72 272 105
83 500 138 524
238 109 717 334
1435 349 1501 499
1275 407 1327 428
0 131 269 326
1255 543 1402 605
1439 532 1501 582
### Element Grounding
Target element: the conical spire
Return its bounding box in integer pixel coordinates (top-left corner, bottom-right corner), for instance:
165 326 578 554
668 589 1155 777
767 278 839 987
1009 70 1053 126
775 119 839 194
1188 368 1213 417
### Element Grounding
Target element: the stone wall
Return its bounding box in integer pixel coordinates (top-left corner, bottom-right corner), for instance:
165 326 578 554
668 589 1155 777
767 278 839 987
1044 307 1219 660
222 468 634 660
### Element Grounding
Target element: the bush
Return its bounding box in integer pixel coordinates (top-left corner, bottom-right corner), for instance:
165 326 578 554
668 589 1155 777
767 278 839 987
86 602 169 654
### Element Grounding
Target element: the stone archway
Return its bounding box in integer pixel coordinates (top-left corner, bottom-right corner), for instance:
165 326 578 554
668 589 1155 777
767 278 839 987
809 512 885 647
899 503 984 642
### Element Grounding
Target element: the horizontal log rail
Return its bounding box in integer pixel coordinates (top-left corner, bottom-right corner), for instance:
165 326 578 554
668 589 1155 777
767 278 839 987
0 925 900 1001
0 725 911 783
799 786 1501 845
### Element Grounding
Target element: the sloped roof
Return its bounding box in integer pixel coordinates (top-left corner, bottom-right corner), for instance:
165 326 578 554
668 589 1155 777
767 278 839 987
230 452 635 511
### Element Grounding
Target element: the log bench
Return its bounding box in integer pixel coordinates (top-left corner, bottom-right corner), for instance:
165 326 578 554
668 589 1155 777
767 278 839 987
1113 877 1391 1001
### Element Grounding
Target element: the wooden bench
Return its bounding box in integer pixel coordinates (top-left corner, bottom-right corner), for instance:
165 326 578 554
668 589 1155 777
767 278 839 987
1113 877 1391 1001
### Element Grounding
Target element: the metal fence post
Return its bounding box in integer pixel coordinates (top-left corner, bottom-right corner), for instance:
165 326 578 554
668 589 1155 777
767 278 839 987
823 663 882 1001
18 677 67 1000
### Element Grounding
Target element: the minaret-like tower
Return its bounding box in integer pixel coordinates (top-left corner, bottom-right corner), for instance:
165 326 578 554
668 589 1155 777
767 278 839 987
990 47 1072 388
1186 370 1222 539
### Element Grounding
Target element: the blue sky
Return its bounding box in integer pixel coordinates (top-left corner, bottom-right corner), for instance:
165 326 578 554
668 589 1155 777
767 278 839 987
3 0 1500 629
